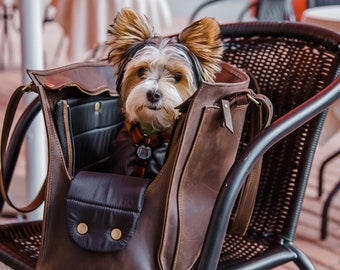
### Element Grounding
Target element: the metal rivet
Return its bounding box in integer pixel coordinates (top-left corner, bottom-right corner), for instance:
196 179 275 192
94 102 101 112
77 223 88 235
111 228 122 240
45 82 55 88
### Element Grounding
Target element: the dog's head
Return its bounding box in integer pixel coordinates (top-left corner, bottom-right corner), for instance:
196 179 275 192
107 8 223 131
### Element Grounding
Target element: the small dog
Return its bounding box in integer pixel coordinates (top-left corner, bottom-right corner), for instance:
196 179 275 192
107 8 223 178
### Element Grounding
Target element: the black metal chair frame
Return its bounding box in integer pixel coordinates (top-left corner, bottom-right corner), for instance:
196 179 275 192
319 149 340 240
308 0 340 7
189 0 296 23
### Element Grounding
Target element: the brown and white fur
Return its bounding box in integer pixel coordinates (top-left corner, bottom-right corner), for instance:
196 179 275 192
107 8 223 178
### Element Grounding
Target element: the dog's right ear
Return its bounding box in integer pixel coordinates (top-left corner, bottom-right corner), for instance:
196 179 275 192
179 17 223 82
107 8 154 67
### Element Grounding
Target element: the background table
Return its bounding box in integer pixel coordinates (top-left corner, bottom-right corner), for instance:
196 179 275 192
301 5 340 31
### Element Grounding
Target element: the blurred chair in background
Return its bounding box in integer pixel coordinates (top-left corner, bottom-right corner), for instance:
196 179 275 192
319 150 340 240
238 0 296 21
308 0 340 7
0 0 54 69
51 0 172 63
189 0 296 23
0 0 16 69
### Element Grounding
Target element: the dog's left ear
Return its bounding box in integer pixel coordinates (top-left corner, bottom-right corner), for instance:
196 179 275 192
179 18 223 82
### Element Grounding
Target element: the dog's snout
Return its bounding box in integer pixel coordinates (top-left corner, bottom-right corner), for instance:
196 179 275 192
147 90 162 103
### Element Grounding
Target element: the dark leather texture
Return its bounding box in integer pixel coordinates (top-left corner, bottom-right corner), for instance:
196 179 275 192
31 62 118 96
66 171 151 252
55 95 124 174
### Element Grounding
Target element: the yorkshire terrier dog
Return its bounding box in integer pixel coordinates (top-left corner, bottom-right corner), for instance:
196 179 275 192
107 8 223 179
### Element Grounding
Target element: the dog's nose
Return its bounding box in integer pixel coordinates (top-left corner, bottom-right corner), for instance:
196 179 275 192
146 90 162 103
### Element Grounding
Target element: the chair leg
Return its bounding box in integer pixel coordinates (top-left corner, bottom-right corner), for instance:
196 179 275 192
318 149 340 197
287 243 316 270
0 4 15 70
321 180 340 240
0 5 9 70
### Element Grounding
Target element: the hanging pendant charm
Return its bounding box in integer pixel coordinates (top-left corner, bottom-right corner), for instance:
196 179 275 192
136 144 152 160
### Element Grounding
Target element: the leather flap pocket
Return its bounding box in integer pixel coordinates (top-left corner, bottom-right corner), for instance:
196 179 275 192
66 171 151 252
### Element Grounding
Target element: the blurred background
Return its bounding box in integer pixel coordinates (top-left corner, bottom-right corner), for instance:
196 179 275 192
0 0 251 70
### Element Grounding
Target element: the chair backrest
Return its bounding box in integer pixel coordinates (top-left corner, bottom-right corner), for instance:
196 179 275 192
255 0 296 21
308 0 340 7
189 0 296 23
236 0 296 22
221 21 340 240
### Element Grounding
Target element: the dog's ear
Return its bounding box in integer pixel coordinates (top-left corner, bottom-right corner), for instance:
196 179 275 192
179 18 223 82
107 8 154 66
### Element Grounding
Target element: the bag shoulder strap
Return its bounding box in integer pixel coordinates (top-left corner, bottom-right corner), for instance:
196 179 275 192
231 93 273 236
0 85 46 213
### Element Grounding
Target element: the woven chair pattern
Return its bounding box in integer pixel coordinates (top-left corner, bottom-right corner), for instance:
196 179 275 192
0 221 41 269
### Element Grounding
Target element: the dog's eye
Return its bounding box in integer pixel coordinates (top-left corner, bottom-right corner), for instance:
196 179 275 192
174 73 182 83
138 67 147 78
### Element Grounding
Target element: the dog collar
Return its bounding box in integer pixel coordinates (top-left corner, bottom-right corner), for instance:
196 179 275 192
127 122 171 178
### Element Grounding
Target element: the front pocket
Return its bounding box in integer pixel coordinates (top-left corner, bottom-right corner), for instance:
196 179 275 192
66 171 151 253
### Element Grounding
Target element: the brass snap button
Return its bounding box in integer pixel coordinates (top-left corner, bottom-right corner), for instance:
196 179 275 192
94 102 101 112
111 228 122 240
77 223 88 235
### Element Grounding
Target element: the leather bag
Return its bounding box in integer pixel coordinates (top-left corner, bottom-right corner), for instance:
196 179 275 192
0 61 272 269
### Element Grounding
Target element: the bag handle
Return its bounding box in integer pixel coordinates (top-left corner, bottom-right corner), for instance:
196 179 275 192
0 85 46 213
230 93 273 236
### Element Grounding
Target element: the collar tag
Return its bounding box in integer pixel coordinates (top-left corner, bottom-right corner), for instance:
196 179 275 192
136 144 152 160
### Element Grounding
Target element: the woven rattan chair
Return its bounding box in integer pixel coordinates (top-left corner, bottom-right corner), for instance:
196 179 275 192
0 21 340 270
197 22 340 269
